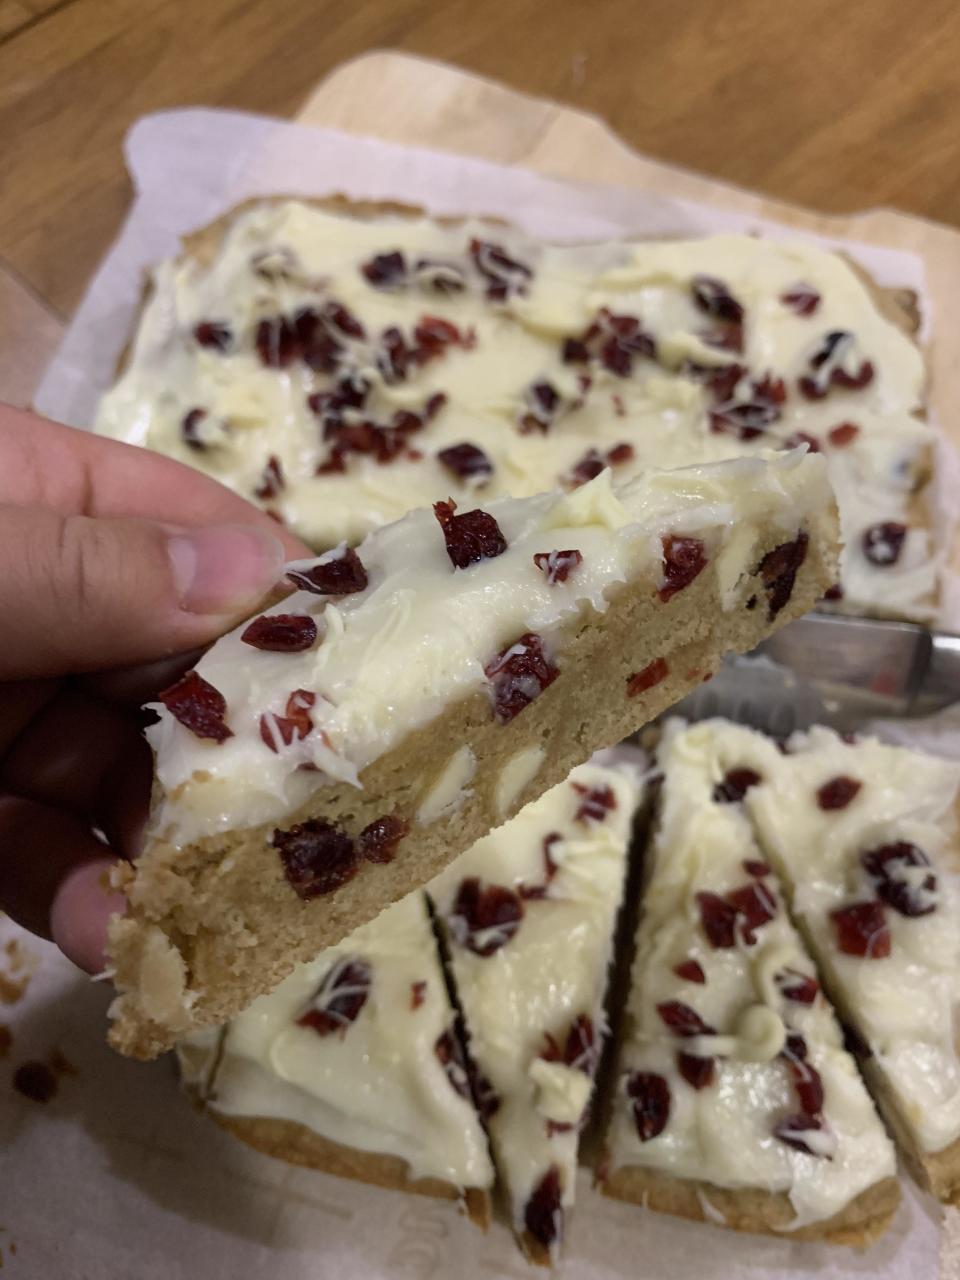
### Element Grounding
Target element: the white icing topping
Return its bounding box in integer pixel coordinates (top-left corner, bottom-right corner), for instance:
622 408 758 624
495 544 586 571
178 892 493 1189
430 757 643 1256
145 451 831 848
95 203 933 617
605 720 896 1229
741 722 960 1154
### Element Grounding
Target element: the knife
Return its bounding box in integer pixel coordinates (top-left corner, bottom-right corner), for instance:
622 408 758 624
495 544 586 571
670 613 960 737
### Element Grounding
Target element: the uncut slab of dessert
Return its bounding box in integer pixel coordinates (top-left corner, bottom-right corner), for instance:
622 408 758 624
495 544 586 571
93 201 957 1265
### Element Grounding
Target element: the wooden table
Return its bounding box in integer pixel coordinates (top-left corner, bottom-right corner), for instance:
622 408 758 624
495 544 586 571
2 0 959 410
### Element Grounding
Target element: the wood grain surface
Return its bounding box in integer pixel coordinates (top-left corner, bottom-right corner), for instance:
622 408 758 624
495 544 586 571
2 0 959 322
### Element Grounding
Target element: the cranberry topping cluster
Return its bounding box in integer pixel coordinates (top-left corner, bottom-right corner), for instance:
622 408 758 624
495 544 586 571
562 307 656 379
626 1070 671 1141
297 957 371 1037
448 877 525 956
691 275 745 353
798 330 874 400
696 867 779 951
571 781 617 825
773 1032 833 1157
271 813 409 899
485 633 559 723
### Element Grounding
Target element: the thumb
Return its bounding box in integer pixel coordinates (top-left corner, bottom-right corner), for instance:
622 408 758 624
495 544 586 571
0 506 288 678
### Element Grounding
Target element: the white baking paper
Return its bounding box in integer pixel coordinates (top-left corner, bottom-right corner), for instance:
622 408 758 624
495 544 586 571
11 107 954 1279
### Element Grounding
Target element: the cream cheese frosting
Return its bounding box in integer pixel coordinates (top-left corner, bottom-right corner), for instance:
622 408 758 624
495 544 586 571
742 723 960 1156
145 450 832 849
429 755 643 1260
95 201 934 617
604 719 897 1229
177 891 494 1191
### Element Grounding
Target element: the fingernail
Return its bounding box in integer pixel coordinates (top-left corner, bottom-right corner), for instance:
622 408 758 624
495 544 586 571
167 524 286 615
51 859 126 976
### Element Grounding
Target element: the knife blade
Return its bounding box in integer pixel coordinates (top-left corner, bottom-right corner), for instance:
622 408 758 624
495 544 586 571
669 613 960 737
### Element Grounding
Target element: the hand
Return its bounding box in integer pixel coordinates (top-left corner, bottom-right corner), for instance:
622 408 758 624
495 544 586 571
0 404 310 973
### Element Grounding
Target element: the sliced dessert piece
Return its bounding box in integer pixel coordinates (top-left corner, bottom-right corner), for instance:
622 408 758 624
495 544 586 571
600 719 899 1244
430 753 644 1264
744 723 960 1204
95 197 937 619
109 449 838 1058
177 891 494 1220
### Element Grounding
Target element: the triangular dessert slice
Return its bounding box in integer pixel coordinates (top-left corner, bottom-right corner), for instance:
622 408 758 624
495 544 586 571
109 448 837 1058
430 753 645 1264
743 723 960 1204
177 890 494 1221
600 719 899 1244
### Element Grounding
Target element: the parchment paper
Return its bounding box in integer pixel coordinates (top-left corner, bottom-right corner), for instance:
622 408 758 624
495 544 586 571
7 108 954 1280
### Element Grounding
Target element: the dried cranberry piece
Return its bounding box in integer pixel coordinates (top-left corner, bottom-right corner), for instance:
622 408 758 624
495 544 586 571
322 300 365 340
255 315 299 367
727 881 777 943
713 768 762 803
782 431 821 453
626 657 669 696
434 1027 471 1098
758 530 808 619
775 968 820 1004
193 320 233 351
673 959 706 984
862 521 907 567
361 250 407 288
424 391 448 420
297 957 372 1037
358 815 409 864
433 498 508 570
414 314 472 361
816 775 862 811
287 546 369 595
272 819 359 899
823 584 844 601
656 1001 715 1038
829 421 860 447
692 275 744 323
260 705 310 752
607 441 635 465
519 832 563 900
543 1014 598 1076
781 1034 826 1115
375 326 413 384
241 613 318 652
411 980 427 1009
158 671 233 743
181 407 208 450
253 454 285 501
743 859 771 876
572 783 617 826
562 337 590 364
774 1114 832 1157
798 331 874 398
437 442 494 485
659 535 707 603
519 378 563 435
696 892 738 949
449 877 524 956
567 448 605 487
780 284 821 317
413 257 467 294
861 841 937 917
469 238 532 301
677 1052 715 1090
842 1021 872 1059
524 1165 563 1250
533 549 583 585
830 901 891 958
626 1071 671 1141
485 632 559 722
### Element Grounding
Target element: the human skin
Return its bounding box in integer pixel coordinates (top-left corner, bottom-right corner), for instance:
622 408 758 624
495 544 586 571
0 404 311 972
